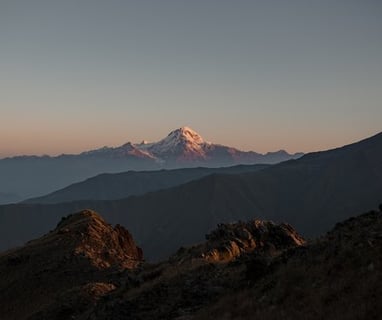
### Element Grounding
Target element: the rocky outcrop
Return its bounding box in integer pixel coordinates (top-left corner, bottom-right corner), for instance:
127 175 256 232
53 209 143 269
173 220 305 263
0 209 142 320
195 209 382 320
87 219 306 319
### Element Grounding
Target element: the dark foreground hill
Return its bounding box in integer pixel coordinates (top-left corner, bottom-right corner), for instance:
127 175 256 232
0 131 381 261
24 164 268 204
195 209 382 320
0 209 304 320
1 208 381 320
0 210 143 320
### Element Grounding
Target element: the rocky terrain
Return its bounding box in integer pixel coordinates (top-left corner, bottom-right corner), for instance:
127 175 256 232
0 210 143 320
172 220 305 263
0 209 304 320
2 207 381 319
80 215 306 320
195 209 382 319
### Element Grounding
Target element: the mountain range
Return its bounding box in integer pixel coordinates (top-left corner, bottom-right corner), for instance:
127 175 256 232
0 131 380 260
82 126 302 165
0 127 302 202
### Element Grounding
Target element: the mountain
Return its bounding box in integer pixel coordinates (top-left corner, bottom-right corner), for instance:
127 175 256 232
0 153 156 203
0 209 142 320
142 126 209 161
1 208 381 319
87 126 302 166
24 164 269 204
0 127 302 202
0 131 380 260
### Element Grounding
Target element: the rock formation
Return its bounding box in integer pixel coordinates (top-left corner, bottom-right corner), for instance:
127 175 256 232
0 209 142 320
173 220 305 263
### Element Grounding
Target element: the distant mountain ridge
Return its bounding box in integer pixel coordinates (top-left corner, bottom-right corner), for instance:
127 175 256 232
0 131 381 261
79 126 302 165
0 193 21 204
0 127 302 202
24 164 269 204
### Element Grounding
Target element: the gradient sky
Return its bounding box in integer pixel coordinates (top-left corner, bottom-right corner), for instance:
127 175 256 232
1 0 381 157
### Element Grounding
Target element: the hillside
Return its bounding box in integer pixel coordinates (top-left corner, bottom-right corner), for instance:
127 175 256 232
1 208 381 319
0 209 304 320
0 192 21 205
195 209 382 319
24 164 268 204
87 208 382 320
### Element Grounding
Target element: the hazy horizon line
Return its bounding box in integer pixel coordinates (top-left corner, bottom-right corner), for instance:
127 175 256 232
1 127 380 159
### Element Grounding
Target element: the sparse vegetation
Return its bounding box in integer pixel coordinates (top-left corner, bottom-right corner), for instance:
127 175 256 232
1 209 382 319
194 211 382 320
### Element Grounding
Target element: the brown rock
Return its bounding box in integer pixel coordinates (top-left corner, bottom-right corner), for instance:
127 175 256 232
0 209 143 320
173 220 305 263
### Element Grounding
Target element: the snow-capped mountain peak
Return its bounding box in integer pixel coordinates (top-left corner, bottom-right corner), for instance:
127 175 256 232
143 126 209 157
167 126 205 144
82 126 303 166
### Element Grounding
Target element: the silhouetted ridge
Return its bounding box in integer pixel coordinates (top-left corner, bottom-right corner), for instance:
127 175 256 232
24 164 268 204
299 131 382 162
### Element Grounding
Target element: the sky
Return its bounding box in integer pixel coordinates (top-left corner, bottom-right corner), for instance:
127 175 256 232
1 0 381 157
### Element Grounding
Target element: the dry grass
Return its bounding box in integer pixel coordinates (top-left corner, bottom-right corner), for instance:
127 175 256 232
194 211 382 320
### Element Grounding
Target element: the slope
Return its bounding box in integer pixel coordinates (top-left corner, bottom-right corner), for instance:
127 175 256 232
24 164 269 204
1 207 382 319
195 209 382 320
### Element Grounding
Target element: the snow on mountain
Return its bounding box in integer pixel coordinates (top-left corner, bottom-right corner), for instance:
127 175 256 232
81 142 156 160
0 126 303 200
139 127 211 161
78 126 302 165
